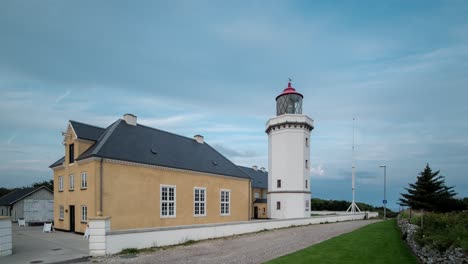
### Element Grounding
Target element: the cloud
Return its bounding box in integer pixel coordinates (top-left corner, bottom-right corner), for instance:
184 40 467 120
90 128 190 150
211 144 259 158
311 164 325 177
55 90 72 103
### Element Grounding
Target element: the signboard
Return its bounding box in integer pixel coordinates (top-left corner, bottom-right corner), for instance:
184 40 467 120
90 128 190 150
383 200 387 204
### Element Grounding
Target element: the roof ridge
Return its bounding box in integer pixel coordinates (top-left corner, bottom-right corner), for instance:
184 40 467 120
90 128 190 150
204 144 251 179
0 186 51 205
88 119 122 156
69 120 105 130
136 123 197 143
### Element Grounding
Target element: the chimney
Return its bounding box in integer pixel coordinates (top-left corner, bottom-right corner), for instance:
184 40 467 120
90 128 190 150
193 135 204 144
260 167 266 172
252 165 258 171
123 114 137 126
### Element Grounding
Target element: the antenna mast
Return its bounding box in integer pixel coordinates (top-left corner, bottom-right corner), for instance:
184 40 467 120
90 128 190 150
347 118 361 213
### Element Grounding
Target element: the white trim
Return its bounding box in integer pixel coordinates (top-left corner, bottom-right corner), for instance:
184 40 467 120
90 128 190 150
59 205 64 220
81 205 88 222
220 189 231 216
69 174 75 190
193 187 206 217
160 185 176 218
81 172 88 189
51 164 65 170
59 176 64 191
67 122 78 140
76 157 101 165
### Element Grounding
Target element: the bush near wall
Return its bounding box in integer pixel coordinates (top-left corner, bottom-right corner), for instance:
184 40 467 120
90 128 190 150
413 212 468 253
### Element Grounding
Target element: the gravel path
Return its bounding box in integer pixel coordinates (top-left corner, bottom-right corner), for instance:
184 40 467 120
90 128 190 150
104 219 380 264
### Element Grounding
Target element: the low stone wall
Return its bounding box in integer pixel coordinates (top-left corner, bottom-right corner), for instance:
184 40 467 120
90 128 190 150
89 212 378 256
0 217 12 257
397 217 467 264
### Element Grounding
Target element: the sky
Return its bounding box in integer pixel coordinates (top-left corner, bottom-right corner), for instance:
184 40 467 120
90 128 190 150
1 1 467 211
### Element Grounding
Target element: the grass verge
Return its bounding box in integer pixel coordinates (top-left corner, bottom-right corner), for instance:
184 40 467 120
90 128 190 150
266 220 417 264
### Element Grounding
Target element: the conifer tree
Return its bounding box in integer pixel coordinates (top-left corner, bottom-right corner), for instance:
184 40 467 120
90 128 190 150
399 164 457 212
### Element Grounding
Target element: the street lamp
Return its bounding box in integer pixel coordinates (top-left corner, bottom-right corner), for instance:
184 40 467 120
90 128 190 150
379 165 387 220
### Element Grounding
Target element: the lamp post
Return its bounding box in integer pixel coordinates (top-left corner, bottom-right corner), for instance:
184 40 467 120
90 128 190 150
379 165 387 220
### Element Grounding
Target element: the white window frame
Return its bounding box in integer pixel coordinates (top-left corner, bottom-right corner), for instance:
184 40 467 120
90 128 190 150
220 189 231 216
254 192 260 199
81 172 87 189
194 187 206 217
69 174 74 190
81 205 87 222
160 185 176 218
305 200 310 211
59 205 64 220
59 176 64 191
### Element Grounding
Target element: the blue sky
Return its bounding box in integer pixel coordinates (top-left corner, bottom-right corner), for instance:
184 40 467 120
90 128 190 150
1 1 467 210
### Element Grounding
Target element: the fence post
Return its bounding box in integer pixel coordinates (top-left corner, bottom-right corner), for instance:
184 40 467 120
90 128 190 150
88 216 111 257
0 216 12 256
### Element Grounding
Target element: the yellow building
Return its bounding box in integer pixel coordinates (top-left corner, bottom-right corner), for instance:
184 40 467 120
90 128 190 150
238 166 268 219
50 114 255 233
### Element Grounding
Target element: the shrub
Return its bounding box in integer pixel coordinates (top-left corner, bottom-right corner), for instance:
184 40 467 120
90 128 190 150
414 212 468 252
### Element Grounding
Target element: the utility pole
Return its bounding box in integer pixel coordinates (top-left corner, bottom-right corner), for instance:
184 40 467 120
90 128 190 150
379 165 387 220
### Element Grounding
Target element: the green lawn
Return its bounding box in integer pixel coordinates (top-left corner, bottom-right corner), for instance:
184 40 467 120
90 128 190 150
266 220 418 264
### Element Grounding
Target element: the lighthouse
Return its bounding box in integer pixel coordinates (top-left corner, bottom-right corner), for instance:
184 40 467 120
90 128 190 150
266 81 314 219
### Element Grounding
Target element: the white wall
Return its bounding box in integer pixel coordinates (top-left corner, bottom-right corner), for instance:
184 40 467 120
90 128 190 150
0 217 12 257
89 212 376 256
266 114 313 219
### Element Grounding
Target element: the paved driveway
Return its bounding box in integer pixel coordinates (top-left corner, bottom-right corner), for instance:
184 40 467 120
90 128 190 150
3 225 88 264
106 219 380 264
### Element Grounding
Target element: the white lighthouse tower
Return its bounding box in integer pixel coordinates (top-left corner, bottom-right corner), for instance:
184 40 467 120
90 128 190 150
266 81 314 219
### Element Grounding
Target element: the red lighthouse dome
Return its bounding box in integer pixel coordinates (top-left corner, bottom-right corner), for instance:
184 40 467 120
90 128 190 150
276 82 303 100
275 81 303 116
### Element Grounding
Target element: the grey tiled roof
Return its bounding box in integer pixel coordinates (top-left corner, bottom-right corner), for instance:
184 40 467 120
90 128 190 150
0 186 52 206
53 118 251 180
238 166 268 189
49 156 65 168
69 120 105 141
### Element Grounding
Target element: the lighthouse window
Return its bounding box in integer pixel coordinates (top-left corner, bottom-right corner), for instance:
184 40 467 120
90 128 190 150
276 201 281 210
305 160 309 168
305 200 310 211
305 180 308 189
277 179 281 188
306 138 309 147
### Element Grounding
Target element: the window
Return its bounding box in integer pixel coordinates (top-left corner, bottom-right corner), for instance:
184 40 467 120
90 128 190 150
160 185 176 217
194 187 206 216
305 200 310 211
305 180 308 189
254 192 260 199
263 208 266 213
69 174 74 190
81 206 87 222
262 192 267 199
59 205 64 220
220 190 230 216
306 137 309 147
69 143 75 163
59 176 64 191
276 201 281 210
81 172 87 189
277 179 281 188
305 160 309 168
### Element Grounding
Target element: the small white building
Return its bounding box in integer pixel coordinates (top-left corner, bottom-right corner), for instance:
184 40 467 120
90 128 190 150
0 186 53 223
266 82 314 219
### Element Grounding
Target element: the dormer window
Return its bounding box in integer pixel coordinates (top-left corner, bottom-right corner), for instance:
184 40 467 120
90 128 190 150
69 143 75 163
